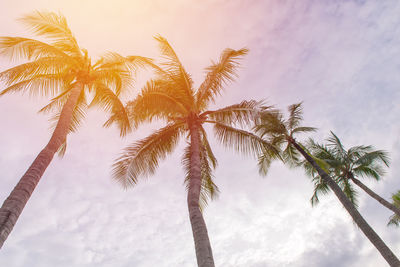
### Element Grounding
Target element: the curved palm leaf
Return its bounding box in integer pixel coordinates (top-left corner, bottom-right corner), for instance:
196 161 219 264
203 100 263 127
113 122 185 188
0 37 71 60
286 102 303 131
19 11 80 56
196 48 248 110
211 121 277 158
154 35 194 105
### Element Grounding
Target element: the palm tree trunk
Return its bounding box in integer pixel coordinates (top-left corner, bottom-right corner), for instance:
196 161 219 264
0 83 83 249
289 139 400 266
350 176 400 217
188 122 215 267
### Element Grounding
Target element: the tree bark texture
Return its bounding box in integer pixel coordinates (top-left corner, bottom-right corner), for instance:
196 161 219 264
290 139 400 266
0 83 83 249
188 122 215 267
350 176 400 217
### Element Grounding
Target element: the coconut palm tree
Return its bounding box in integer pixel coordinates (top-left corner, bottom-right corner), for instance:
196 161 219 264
0 11 149 248
112 36 275 267
303 132 400 218
254 103 400 266
388 191 400 227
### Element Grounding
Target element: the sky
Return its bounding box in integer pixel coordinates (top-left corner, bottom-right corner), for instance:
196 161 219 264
0 0 400 266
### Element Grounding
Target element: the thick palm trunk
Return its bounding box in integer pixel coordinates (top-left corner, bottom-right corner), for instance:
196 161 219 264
188 122 215 267
289 139 400 266
0 83 83 249
350 176 400 217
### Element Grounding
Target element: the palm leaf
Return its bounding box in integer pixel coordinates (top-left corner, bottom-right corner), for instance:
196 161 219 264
326 131 347 160
19 11 80 56
0 73 66 97
0 37 72 61
353 150 390 168
203 100 263 127
286 102 303 131
88 81 131 136
352 165 383 180
0 57 72 86
111 79 188 128
310 178 330 206
196 48 248 110
211 121 277 158
112 122 184 188
254 108 287 138
341 179 358 207
154 35 194 104
292 126 317 134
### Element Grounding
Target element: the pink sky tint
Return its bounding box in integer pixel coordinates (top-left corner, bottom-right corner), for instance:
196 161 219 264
1 1 400 266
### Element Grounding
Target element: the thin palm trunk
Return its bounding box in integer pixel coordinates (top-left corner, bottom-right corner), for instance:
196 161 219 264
187 122 215 267
0 83 83 249
289 139 400 266
350 175 400 217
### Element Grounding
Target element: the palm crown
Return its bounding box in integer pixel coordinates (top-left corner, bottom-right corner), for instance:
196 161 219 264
112 36 272 207
0 11 148 139
304 132 390 206
254 102 317 173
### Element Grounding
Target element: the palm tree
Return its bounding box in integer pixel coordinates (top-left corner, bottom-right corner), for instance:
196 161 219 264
254 103 400 266
0 11 148 248
303 132 400 218
112 36 274 267
388 191 400 227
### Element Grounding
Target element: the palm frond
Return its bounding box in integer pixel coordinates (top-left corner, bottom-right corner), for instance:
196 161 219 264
111 79 188 128
196 48 248 110
0 37 72 61
92 65 132 97
341 179 358 207
310 178 330 206
89 81 131 136
282 142 302 168
0 73 66 97
257 153 272 176
292 126 317 134
286 102 303 131
38 86 72 113
211 121 277 158
0 57 72 86
352 165 383 180
154 35 194 103
203 100 263 127
254 108 287 138
326 131 347 160
112 122 184 188
353 150 390 168
19 11 80 56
